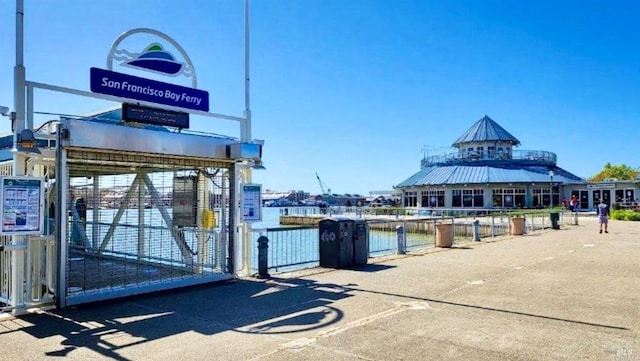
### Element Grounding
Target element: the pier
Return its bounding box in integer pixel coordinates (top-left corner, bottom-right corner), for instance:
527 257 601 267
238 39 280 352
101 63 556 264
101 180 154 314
1 217 638 360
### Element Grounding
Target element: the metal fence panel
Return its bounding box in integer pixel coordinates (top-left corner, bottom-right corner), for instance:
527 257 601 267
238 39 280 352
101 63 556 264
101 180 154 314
63 150 234 306
250 208 563 275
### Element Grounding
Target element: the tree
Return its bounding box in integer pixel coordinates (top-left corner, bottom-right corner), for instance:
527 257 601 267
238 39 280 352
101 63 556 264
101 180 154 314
588 163 639 182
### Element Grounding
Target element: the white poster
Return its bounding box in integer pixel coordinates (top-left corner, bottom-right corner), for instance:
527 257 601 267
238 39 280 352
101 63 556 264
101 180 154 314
241 184 262 222
0 176 45 235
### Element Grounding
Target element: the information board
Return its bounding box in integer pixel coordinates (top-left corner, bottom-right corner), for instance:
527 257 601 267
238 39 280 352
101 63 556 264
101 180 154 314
241 184 262 223
0 176 45 235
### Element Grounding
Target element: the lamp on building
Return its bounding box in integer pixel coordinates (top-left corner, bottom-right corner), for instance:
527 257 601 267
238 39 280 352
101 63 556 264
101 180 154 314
1 105 16 131
549 170 555 208
250 159 266 170
14 129 41 154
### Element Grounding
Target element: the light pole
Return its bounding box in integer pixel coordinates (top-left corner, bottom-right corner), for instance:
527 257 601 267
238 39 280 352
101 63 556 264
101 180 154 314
549 170 554 208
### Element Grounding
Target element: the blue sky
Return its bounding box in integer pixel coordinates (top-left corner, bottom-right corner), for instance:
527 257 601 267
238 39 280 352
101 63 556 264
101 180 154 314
1 0 638 195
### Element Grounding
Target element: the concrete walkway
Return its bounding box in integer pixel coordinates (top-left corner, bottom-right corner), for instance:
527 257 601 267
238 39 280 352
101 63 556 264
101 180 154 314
1 218 638 360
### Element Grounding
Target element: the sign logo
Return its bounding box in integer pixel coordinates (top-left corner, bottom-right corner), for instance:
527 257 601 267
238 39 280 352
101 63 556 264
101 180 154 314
117 43 190 76
320 230 336 242
90 28 209 112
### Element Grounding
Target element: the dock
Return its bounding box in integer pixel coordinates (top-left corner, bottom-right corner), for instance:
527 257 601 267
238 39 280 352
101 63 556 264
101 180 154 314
1 217 637 360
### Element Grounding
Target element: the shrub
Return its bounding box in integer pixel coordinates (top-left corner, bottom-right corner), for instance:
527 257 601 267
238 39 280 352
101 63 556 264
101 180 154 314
611 210 640 221
624 212 640 221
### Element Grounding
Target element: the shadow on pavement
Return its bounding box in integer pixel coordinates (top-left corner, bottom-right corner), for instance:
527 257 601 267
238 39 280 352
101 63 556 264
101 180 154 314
3 277 355 360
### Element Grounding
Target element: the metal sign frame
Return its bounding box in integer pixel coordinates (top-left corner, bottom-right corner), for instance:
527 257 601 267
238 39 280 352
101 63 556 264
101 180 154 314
0 176 45 236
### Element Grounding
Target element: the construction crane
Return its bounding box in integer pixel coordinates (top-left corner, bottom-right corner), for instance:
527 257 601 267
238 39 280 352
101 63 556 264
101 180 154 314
315 173 332 204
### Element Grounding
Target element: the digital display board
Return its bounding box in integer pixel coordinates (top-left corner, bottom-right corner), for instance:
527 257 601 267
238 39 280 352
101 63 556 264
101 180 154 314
122 103 190 129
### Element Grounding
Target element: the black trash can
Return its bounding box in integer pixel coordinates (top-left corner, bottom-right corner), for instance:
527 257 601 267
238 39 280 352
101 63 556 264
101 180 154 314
319 217 354 268
550 212 560 230
352 219 369 266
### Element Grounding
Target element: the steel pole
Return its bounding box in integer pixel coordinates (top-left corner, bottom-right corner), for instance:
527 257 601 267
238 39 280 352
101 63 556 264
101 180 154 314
243 0 252 143
14 0 25 135
10 0 27 316
549 175 553 209
238 0 253 276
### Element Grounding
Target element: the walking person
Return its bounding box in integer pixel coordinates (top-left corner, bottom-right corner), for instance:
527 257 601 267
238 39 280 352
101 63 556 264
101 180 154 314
596 199 610 234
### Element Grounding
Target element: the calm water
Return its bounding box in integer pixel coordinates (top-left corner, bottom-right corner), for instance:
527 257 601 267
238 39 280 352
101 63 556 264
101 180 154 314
85 206 296 229
251 206 283 229
77 207 313 262
79 206 422 271
251 206 318 229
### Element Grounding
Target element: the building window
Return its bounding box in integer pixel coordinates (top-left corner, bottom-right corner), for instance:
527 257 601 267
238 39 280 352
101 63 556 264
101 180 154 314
466 147 475 159
533 187 559 207
474 189 484 207
452 190 462 207
453 189 483 207
487 146 495 158
476 146 484 158
404 191 417 207
493 188 525 208
421 190 445 207
616 189 635 203
533 188 549 207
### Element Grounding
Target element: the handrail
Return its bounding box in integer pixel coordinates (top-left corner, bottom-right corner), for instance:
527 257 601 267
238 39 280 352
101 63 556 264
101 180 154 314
421 149 557 167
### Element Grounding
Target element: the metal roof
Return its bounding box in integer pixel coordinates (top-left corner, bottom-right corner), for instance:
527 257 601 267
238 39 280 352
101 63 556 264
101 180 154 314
452 115 520 147
396 164 586 187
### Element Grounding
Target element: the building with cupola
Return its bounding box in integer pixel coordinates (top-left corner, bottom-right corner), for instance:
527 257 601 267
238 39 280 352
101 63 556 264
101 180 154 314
396 115 595 209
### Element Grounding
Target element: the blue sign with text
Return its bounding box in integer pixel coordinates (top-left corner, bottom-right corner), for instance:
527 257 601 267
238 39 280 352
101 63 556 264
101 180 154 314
90 67 209 112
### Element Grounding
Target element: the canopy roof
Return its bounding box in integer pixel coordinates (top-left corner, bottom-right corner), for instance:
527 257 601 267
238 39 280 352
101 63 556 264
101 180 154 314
397 164 586 187
452 115 520 147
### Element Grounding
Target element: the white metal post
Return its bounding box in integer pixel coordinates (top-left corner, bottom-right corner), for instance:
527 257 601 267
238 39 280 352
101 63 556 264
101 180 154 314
26 84 33 130
233 165 242 274
55 124 68 309
243 0 252 144
197 171 209 272
549 171 554 208
10 0 27 315
92 177 100 249
238 0 253 277
13 0 25 136
137 175 145 259
218 170 227 271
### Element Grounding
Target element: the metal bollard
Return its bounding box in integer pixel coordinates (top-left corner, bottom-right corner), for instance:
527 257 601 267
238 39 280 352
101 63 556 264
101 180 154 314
257 236 270 279
472 219 481 241
396 225 406 254
572 212 579 225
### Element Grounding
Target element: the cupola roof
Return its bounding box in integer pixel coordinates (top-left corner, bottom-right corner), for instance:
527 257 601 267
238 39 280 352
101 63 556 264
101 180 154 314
452 115 520 147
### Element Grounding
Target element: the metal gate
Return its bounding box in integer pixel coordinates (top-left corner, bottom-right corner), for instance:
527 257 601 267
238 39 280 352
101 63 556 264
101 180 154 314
56 118 243 307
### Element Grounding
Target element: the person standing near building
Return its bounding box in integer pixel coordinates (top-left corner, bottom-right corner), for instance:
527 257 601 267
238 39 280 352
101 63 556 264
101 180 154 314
596 199 610 234
75 196 87 226
570 195 579 212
